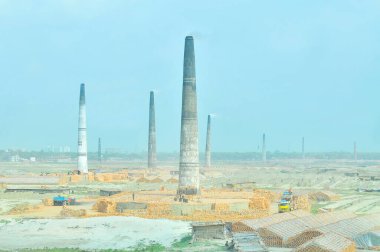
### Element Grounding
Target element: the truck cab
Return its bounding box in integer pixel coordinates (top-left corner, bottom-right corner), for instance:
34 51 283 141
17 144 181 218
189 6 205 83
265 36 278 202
278 199 291 212
53 195 76 206
278 190 293 213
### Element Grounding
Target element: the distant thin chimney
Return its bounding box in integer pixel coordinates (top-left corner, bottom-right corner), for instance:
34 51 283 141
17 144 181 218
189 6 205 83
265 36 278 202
148 91 157 169
205 115 211 168
77 83 88 174
302 137 305 159
98 137 102 163
262 133 266 162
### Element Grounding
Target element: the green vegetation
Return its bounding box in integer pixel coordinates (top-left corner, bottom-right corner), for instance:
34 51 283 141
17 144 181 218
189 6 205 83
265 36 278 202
0 237 230 252
128 241 166 252
0 219 11 225
0 246 165 252
0 249 83 252
171 235 192 248
311 202 326 214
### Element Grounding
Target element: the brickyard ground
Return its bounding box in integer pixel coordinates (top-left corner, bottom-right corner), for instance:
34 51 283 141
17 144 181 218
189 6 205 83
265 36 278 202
0 159 379 251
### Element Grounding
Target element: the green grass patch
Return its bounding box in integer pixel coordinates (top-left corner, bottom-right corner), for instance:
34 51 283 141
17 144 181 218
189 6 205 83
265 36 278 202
127 241 166 252
0 219 11 225
311 202 326 214
0 249 83 252
0 243 166 252
171 235 192 248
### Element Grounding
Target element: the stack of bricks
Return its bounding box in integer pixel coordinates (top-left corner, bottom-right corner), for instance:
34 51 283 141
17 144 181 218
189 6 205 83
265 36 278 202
253 189 281 202
60 208 87 217
249 196 270 210
211 203 230 211
293 194 311 212
146 202 172 216
92 198 117 213
42 198 53 206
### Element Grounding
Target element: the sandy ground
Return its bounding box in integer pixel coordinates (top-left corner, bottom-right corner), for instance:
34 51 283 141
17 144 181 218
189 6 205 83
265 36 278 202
0 176 60 184
0 160 379 251
0 216 190 250
1 160 380 219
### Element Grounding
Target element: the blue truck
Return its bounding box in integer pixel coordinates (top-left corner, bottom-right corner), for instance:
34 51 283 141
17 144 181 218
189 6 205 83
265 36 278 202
278 190 294 213
53 195 76 206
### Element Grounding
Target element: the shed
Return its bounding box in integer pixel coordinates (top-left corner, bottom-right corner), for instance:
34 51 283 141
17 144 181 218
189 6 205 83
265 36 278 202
308 191 340 202
225 182 256 190
285 212 356 248
233 232 268 252
316 214 380 241
5 187 70 194
116 202 147 212
232 210 310 232
258 212 356 248
191 221 226 241
344 172 358 177
100 189 122 196
295 233 355 252
354 230 380 250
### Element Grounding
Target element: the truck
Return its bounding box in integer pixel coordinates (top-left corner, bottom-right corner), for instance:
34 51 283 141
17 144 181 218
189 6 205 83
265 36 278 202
53 195 76 206
278 190 294 213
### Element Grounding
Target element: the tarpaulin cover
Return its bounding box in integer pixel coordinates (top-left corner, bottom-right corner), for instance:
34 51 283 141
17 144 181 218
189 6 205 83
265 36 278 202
355 231 380 249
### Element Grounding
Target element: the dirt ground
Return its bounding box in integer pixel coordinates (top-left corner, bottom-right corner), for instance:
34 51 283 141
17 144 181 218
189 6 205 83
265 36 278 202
0 159 379 250
0 216 190 250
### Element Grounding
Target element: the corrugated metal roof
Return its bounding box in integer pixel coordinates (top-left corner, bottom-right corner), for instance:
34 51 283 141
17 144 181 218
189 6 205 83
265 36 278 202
233 232 268 252
239 210 310 231
317 214 380 239
259 212 356 241
295 233 354 252
191 221 225 227
354 230 380 249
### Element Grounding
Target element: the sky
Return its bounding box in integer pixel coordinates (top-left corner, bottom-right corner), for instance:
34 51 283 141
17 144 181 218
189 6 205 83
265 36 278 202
0 0 380 153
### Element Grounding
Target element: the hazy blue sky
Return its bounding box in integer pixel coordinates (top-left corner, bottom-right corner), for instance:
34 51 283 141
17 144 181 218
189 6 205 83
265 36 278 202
1 0 380 152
